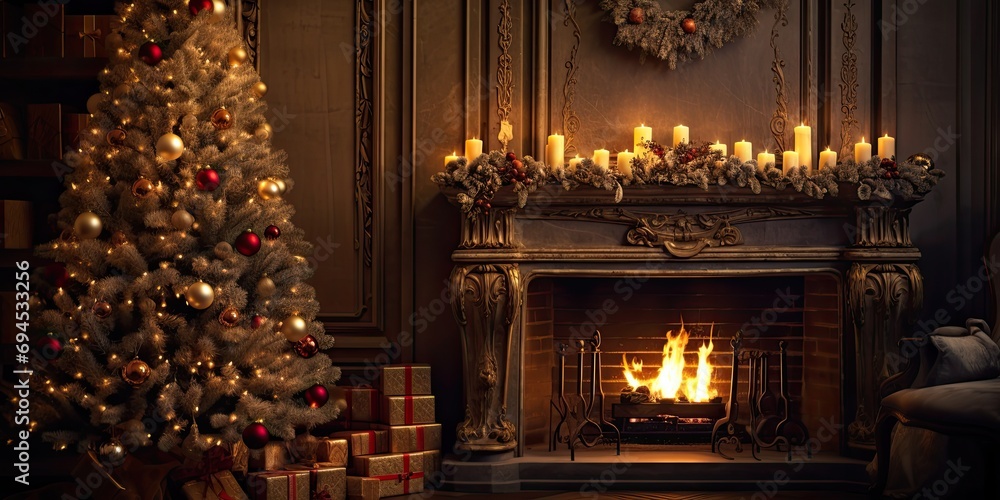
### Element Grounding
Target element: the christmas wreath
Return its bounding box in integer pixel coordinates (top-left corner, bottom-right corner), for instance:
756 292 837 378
599 0 785 69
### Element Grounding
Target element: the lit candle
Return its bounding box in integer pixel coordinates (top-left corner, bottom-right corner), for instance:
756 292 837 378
464 137 483 160
734 139 752 163
818 147 837 171
794 123 812 172
877 133 895 159
673 125 689 147
756 150 775 173
617 150 635 179
854 137 872 163
546 133 565 167
709 141 727 157
782 150 799 175
567 155 583 173
634 124 652 158
444 151 459 168
593 148 610 172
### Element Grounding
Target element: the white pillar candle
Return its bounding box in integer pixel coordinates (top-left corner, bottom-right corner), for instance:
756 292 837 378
854 137 872 163
818 147 837 171
593 149 610 172
567 155 583 173
756 150 775 173
794 123 812 172
464 138 483 160
734 139 752 163
634 124 652 158
877 134 895 159
673 125 689 147
617 150 635 179
546 133 565 167
782 150 799 175
709 141 727 157
444 152 459 168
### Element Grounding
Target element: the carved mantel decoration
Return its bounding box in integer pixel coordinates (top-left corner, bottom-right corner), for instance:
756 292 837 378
443 184 928 454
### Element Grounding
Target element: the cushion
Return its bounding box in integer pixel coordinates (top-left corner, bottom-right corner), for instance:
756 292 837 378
912 326 1000 389
882 378 1000 431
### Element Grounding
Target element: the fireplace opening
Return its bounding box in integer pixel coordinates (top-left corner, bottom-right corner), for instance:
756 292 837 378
521 274 843 455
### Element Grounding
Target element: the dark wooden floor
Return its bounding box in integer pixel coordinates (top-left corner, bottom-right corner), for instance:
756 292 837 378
430 492 869 499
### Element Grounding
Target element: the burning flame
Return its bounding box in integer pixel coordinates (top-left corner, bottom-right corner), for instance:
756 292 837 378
621 321 717 402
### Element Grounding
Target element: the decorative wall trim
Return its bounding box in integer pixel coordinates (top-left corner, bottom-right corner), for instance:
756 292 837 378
838 0 860 158
237 0 260 71
769 0 790 153
460 209 519 249
356 0 375 269
496 0 514 150
561 0 582 156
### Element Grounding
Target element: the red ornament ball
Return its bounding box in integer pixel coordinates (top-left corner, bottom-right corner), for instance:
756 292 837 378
138 41 163 66
196 167 221 191
304 384 329 408
188 0 214 15
628 7 645 24
293 335 319 358
251 315 265 329
264 225 280 240
235 230 261 256
42 262 70 288
505 152 517 162
242 422 270 450
36 336 63 360
682 17 697 34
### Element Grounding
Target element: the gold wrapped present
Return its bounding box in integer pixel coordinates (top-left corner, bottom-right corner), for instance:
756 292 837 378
248 441 290 472
247 470 310 500
385 423 441 453
283 465 346 500
417 450 441 486
353 453 424 497
378 364 432 396
331 387 379 425
379 395 435 425
314 438 348 467
181 470 249 500
346 476 380 500
329 430 388 458
64 15 114 57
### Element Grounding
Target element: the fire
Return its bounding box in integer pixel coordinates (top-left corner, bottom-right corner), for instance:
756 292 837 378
621 322 717 402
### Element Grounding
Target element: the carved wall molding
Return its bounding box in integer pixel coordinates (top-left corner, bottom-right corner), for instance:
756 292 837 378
769 0 790 153
450 264 522 452
459 209 519 250
544 206 815 258
355 0 375 269
847 262 923 444
560 0 582 156
838 0 860 158
235 1 260 71
854 206 912 247
496 0 514 150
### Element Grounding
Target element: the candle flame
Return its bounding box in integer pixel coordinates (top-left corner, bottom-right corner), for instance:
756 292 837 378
825 146 831 151
861 137 866 143
884 133 890 138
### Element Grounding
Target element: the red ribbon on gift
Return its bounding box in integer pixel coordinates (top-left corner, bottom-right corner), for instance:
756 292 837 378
256 471 300 498
416 425 425 451
404 397 414 424
309 469 331 500
372 453 424 494
365 430 376 454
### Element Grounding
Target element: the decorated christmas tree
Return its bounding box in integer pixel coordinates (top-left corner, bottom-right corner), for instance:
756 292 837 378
30 0 339 458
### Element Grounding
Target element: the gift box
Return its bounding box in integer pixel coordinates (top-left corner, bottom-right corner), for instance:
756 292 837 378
353 453 424 497
65 15 115 58
314 438 348 467
378 364 432 396
417 450 441 485
346 477 379 500
247 470 310 500
380 395 435 425
2 200 32 249
331 387 379 425
0 102 24 159
26 103 61 159
248 441 290 472
282 465 346 500
384 423 441 453
329 430 388 458
22 4 64 57
181 470 249 500
62 113 90 150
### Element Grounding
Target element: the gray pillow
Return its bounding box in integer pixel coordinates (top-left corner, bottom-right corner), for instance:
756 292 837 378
912 324 1000 389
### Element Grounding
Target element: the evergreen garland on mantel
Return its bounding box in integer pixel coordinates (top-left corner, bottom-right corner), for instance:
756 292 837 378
600 0 785 68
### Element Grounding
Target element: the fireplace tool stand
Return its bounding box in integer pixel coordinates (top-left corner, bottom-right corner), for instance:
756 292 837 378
561 331 621 461
711 333 811 460
548 342 572 452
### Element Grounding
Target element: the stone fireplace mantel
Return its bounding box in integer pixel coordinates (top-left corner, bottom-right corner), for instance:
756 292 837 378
444 184 925 459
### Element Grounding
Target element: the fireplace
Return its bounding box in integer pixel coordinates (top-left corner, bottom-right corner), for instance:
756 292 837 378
444 184 922 491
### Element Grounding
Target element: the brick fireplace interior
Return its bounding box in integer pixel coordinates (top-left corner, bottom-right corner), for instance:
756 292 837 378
522 273 843 455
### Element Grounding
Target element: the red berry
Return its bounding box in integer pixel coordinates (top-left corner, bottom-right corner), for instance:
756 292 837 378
505 152 517 162
512 159 523 171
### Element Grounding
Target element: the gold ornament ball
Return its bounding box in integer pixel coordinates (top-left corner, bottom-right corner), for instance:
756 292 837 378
219 307 240 327
106 127 127 147
99 438 127 465
185 281 215 310
257 179 281 200
172 209 195 230
139 297 157 314
228 46 248 67
74 212 103 239
132 178 154 198
156 133 185 161
211 108 233 130
256 276 276 297
105 32 124 52
280 315 308 342
113 84 130 100
86 93 109 114
214 241 233 258
122 359 151 386
252 81 268 98
110 231 128 248
274 178 287 194
210 0 227 23
255 122 272 142
93 301 112 318
682 17 697 34
181 114 199 129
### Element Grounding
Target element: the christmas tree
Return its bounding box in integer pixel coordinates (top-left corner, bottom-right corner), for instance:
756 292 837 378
31 0 339 456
